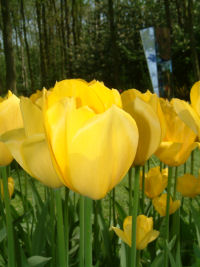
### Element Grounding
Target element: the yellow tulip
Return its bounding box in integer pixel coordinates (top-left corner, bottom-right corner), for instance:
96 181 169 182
155 98 197 166
112 215 159 249
29 89 43 109
152 193 180 216
0 91 23 166
177 173 200 198
43 79 139 199
1 96 63 188
121 89 162 165
140 166 168 199
172 98 200 138
190 81 200 117
0 176 15 199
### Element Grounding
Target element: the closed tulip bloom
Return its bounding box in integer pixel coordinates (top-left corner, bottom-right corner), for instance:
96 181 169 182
0 91 23 166
43 79 139 199
0 177 15 199
140 166 168 199
155 98 197 166
152 193 180 216
121 89 162 165
1 97 63 188
112 215 159 250
177 174 200 198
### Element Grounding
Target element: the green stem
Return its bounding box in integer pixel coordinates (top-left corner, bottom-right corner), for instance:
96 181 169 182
1 166 15 267
64 188 69 267
109 192 112 226
141 166 145 214
79 195 85 267
84 197 93 267
112 188 116 226
129 168 133 215
183 162 187 174
136 250 140 267
164 166 173 267
173 167 178 199
55 189 66 267
160 161 163 171
130 166 140 267
191 150 194 174
50 189 56 267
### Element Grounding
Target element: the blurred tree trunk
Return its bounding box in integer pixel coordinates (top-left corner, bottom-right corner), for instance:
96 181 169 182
0 0 17 93
188 0 200 81
72 0 77 47
36 0 47 87
42 2 49 86
175 0 183 28
164 0 172 33
18 25 29 91
60 0 67 77
64 0 72 76
108 0 120 87
20 0 34 90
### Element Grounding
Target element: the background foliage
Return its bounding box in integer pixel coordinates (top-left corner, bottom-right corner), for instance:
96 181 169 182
0 0 200 99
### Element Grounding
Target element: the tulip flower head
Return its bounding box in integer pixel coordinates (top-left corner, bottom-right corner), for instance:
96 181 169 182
0 91 23 166
43 79 139 199
177 173 200 198
112 215 159 250
152 193 180 216
121 89 162 166
0 176 14 199
140 166 168 199
155 98 197 166
0 95 63 188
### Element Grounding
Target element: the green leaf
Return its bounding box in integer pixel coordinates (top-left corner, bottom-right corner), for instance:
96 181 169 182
119 242 127 267
150 252 164 267
32 203 49 254
0 255 5 267
0 226 6 242
27 256 52 267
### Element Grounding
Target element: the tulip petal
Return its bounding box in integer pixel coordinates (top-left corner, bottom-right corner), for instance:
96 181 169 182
47 79 118 114
155 142 182 166
45 97 96 190
0 93 23 135
190 81 200 116
170 200 181 214
21 135 63 188
112 227 131 247
20 97 44 136
172 98 200 136
0 142 13 166
137 230 159 250
67 105 138 199
177 174 200 197
123 96 161 165
0 129 31 174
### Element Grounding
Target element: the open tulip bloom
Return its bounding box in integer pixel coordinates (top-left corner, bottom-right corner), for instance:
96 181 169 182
155 98 198 166
152 193 180 217
1 79 139 199
112 215 159 250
